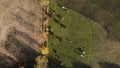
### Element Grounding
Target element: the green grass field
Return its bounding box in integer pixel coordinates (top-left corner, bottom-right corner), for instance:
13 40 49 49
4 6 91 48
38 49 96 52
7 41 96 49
55 0 120 41
87 19 107 68
52 0 120 67
48 1 107 68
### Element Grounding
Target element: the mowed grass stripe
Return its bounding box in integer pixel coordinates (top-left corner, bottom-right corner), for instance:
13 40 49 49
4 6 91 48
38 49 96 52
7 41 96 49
87 18 107 68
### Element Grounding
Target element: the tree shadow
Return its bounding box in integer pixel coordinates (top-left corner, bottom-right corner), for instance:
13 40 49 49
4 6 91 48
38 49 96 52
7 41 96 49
74 48 83 55
47 56 91 68
3 28 41 68
14 29 41 46
0 53 19 68
5 37 40 68
17 6 37 17
99 62 120 68
48 26 55 35
53 18 60 24
47 56 64 68
71 60 91 68
11 12 37 32
54 36 62 42
0 1 43 68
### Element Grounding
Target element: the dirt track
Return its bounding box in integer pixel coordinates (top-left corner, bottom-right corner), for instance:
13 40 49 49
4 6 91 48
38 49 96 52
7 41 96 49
0 0 47 68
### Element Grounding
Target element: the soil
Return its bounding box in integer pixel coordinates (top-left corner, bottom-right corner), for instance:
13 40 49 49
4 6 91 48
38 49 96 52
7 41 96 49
0 0 47 68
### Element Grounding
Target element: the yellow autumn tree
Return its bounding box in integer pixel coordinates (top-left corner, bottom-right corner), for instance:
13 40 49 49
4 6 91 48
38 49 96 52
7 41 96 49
40 47 49 55
39 0 49 5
